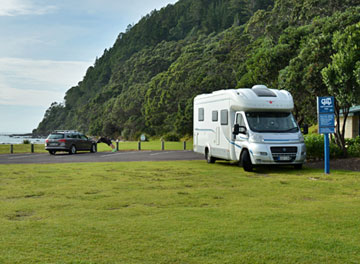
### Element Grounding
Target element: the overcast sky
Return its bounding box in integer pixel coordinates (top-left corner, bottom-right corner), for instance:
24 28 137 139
0 0 178 133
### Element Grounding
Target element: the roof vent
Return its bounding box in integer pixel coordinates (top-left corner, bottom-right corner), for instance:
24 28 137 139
252 85 277 97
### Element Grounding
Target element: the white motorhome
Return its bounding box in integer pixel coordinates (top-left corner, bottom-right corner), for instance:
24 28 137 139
193 85 306 171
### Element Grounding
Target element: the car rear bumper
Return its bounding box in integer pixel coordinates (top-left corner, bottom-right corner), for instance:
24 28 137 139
45 146 70 151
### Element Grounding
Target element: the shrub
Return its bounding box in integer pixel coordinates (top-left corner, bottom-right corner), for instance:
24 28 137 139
304 134 343 160
121 128 130 140
162 133 180 142
304 134 324 160
23 139 31 144
347 136 360 157
330 142 343 159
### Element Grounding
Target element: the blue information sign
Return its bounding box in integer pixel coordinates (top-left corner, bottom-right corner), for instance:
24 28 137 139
319 127 335 134
319 114 335 127
318 97 335 113
317 97 335 134
317 96 335 174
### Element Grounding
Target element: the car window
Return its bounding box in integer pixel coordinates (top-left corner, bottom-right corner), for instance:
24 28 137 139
48 133 64 139
67 134 78 139
80 135 87 140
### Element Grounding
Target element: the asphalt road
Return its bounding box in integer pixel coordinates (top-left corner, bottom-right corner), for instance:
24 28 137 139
0 150 204 165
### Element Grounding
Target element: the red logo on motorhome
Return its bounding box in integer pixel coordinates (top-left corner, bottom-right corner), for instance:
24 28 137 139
269 101 273 104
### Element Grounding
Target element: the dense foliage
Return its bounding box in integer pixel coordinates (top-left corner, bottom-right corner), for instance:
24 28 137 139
34 0 360 141
304 134 360 159
304 134 342 160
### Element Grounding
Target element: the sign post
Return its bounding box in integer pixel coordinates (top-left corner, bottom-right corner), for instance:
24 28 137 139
317 97 335 174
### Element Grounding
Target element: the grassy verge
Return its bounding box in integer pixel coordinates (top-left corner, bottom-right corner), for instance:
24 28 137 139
0 140 193 154
0 144 48 154
115 140 192 151
0 161 360 263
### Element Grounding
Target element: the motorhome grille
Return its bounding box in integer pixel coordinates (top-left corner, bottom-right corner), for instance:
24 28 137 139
252 87 277 97
272 153 297 162
271 147 298 153
270 147 298 163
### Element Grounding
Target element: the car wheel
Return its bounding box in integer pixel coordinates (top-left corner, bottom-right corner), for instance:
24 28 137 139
90 144 97 153
69 145 77 155
48 150 56 155
205 148 215 164
241 150 253 172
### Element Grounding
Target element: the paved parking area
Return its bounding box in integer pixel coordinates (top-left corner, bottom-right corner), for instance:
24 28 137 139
0 150 204 164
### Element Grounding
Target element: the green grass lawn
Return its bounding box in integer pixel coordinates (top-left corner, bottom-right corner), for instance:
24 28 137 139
114 140 192 151
0 144 48 154
0 160 360 263
0 140 193 154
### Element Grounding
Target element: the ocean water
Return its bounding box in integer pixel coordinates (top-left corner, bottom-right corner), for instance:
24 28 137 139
0 133 45 144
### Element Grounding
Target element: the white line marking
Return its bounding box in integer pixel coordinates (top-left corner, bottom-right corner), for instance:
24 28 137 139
100 151 151 158
54 155 68 158
8 154 43 160
150 152 171 156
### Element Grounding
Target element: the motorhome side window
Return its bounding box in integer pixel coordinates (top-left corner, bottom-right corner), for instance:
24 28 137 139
236 114 245 126
212 111 218 122
220 110 228 125
198 108 204 121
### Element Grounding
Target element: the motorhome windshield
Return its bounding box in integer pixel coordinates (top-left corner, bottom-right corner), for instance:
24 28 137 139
245 112 299 133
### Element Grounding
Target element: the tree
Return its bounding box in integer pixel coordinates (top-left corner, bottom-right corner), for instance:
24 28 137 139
322 22 360 154
33 1 360 139
278 24 332 125
238 37 293 88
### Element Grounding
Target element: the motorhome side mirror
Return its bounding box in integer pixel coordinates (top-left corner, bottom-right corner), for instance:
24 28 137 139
302 124 309 135
239 126 247 134
233 124 240 135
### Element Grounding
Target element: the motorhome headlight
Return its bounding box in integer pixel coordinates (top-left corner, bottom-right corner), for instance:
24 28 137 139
249 133 263 143
301 144 307 156
298 133 305 143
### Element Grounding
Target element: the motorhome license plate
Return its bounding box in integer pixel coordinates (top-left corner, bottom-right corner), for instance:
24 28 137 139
279 156 291 161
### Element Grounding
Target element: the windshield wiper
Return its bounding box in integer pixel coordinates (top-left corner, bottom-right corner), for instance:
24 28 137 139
282 127 299 132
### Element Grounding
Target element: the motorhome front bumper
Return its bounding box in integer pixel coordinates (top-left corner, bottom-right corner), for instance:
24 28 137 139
249 143 306 165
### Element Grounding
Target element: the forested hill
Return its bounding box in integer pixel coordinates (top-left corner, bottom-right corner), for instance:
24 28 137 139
34 0 360 139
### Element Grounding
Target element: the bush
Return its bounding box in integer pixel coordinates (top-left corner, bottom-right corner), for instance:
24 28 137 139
304 134 323 160
346 136 360 147
348 145 360 157
23 139 31 144
162 133 180 142
304 134 343 160
330 142 343 159
121 128 130 140
347 136 360 157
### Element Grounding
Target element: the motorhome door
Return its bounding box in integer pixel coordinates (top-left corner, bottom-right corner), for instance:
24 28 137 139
234 112 247 158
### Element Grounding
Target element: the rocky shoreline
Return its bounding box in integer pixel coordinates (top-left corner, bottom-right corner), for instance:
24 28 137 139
8 133 45 138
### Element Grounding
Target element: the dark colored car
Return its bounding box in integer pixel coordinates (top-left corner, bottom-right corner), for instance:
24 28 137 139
45 130 97 155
